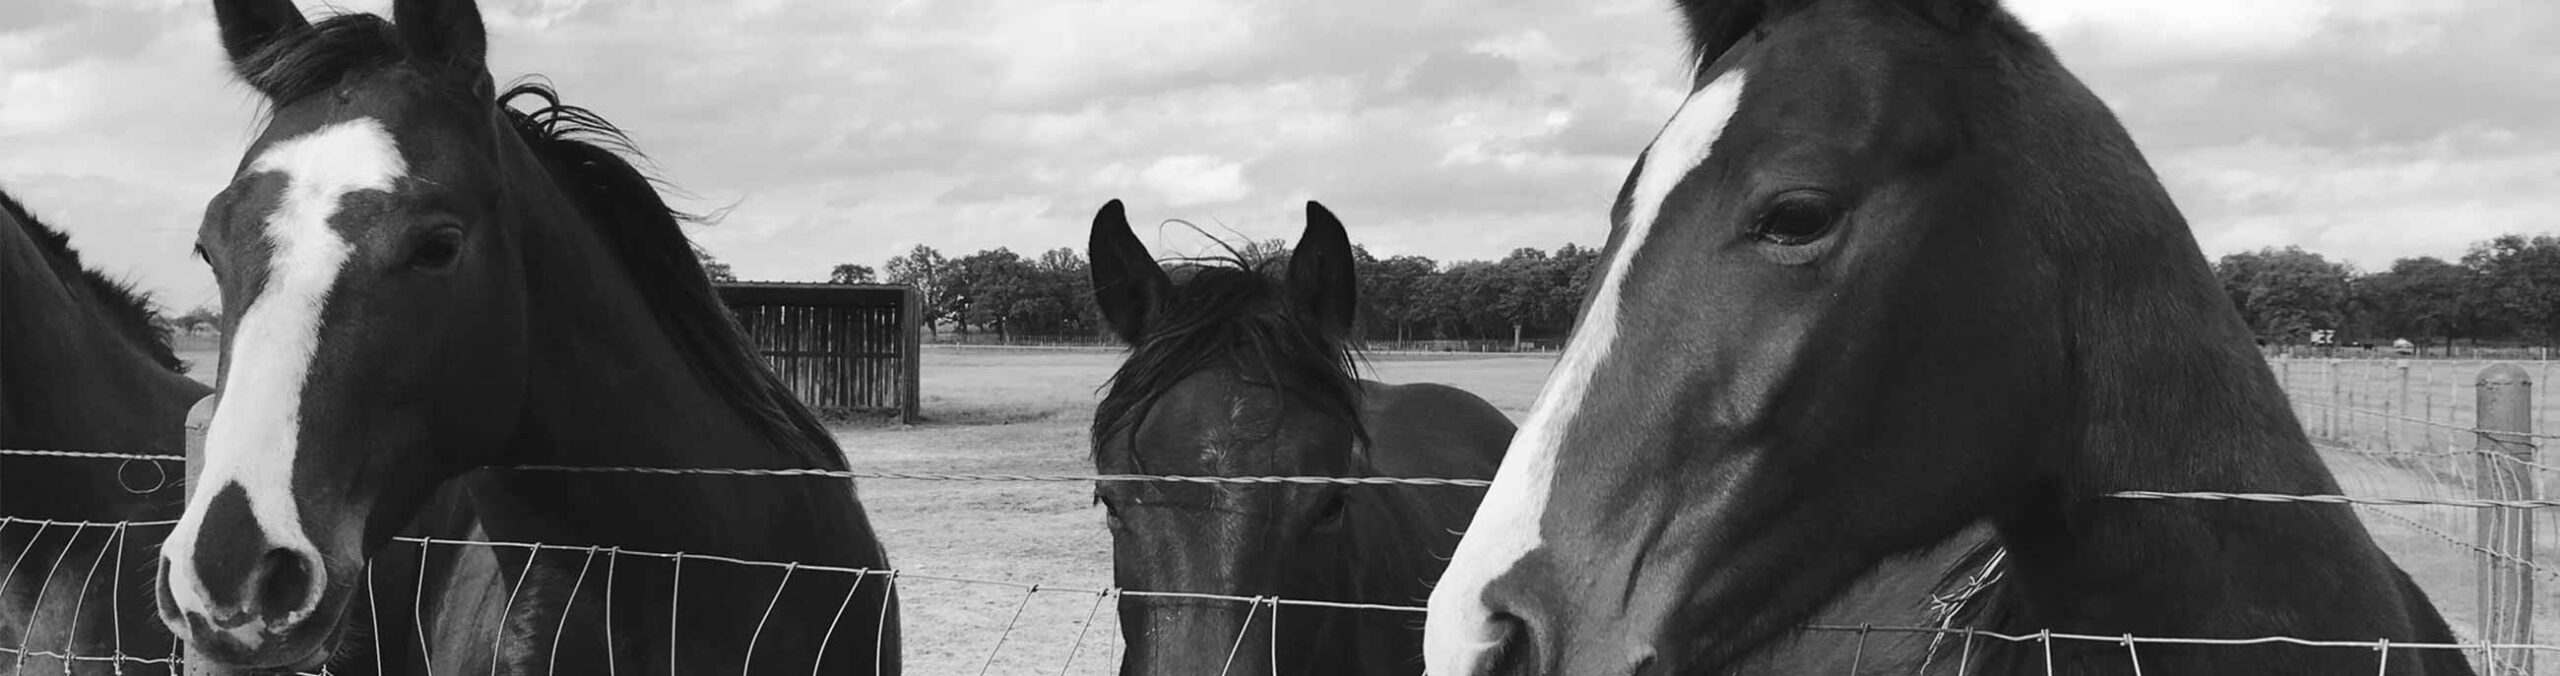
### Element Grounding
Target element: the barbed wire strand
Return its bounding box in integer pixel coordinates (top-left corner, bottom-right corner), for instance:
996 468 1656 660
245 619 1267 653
367 563 385 676
2354 506 2560 583
12 520 77 675
2109 491 2560 509
975 585 1039 676
413 537 436 676
808 569 869 676
14 448 2557 513
549 546 602 676
2293 399 2560 440
1213 596 1264 676
1056 589 1108 676
494 542 540 676
59 523 118 675
741 560 797 676
2324 442 2560 478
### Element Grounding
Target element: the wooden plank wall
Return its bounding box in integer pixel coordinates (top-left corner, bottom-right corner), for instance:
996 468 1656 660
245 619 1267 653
718 285 920 422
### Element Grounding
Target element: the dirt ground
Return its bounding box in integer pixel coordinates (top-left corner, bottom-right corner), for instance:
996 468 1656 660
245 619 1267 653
166 342 2553 673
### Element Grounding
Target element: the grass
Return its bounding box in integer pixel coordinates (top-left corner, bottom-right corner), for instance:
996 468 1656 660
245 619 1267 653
161 345 2555 673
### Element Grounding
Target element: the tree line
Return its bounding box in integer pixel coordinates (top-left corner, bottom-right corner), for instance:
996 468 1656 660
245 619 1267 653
2218 234 2560 348
690 242 1605 345
660 232 2560 349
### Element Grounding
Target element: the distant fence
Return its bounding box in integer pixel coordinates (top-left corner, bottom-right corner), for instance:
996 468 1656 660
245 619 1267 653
716 282 922 423
2278 359 2549 675
2268 344 2560 360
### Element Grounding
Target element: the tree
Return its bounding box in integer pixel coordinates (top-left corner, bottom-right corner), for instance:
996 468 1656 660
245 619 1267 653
946 248 1041 338
694 246 737 282
1357 250 1438 342
2360 256 2483 348
2462 234 2560 342
883 245 953 336
179 304 222 335
1031 248 1097 337
828 264 877 284
2213 247 2354 343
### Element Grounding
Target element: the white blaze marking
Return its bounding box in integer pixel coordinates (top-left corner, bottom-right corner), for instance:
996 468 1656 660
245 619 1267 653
163 118 405 630
1424 70 1749 674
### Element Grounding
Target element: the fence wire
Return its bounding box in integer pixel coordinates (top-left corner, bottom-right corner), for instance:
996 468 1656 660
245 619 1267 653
3 519 2556 676
1 359 2553 673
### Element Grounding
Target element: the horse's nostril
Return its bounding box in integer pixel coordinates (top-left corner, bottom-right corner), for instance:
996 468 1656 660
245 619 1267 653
1489 613 1537 675
251 547 318 623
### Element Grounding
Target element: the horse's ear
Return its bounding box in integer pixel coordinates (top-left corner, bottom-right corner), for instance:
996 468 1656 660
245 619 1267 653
1671 0 1790 72
1887 0 1991 33
212 0 310 67
1088 200 1171 345
394 0 492 94
1288 201 1359 338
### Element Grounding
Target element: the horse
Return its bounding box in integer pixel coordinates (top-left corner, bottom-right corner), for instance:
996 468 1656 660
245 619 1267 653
1083 199 1519 675
156 1 901 674
0 187 207 675
1422 1 2473 675
1 187 495 676
1084 200 2000 675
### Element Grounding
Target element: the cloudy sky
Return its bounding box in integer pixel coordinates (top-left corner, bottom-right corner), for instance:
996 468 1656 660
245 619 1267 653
4 0 2555 312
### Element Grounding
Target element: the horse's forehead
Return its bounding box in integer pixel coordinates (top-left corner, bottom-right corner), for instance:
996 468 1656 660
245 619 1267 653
248 118 407 196
1625 70 1752 234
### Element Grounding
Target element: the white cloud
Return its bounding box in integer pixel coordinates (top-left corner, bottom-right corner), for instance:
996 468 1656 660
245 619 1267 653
1 0 2553 303
1137 155 1250 207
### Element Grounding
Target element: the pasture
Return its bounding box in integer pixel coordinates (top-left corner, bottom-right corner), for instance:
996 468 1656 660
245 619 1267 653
164 340 2555 674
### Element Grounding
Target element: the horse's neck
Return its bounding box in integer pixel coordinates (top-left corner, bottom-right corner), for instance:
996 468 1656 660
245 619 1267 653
0 248 202 517
489 215 861 559
1983 244 2442 669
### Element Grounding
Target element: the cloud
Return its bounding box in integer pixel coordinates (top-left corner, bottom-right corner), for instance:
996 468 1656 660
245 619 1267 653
1 0 2552 303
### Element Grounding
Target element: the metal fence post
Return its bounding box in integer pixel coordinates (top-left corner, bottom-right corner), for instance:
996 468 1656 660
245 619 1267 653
2328 360 2343 438
2473 364 2536 676
2391 360 2409 450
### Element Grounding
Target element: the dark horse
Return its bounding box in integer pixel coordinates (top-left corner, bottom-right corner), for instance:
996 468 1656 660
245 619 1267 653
157 1 900 673
0 188 207 675
0 187 476 676
1085 200 1516 675
1425 0 2471 674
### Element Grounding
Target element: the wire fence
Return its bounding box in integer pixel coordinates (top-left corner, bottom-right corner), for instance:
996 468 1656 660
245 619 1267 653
2 514 2557 676
2274 359 2554 675
0 359 2551 674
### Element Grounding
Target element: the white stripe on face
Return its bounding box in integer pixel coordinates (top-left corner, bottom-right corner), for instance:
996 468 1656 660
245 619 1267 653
1424 70 1749 674
164 118 406 624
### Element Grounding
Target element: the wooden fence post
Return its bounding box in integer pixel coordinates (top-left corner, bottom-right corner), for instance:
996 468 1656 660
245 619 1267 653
900 286 923 424
2473 363 2536 676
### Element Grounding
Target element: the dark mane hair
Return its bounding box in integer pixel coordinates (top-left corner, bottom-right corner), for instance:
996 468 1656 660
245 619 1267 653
230 13 403 103
496 81 847 470
1 187 185 373
1092 254 1369 464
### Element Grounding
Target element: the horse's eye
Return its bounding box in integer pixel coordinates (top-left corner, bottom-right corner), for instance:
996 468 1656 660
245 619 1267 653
410 226 464 270
1752 192 1841 246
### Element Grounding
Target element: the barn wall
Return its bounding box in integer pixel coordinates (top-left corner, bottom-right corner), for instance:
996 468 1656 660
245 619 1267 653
714 283 922 423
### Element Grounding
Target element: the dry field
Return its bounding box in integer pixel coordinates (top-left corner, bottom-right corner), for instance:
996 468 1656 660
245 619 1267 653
166 342 2555 673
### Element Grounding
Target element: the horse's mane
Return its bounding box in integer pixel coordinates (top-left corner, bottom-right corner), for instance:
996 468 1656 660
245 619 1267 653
498 82 849 471
0 187 185 373
1092 254 1369 465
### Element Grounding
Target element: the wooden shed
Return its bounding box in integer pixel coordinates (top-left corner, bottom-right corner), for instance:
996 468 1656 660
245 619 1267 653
714 282 923 423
